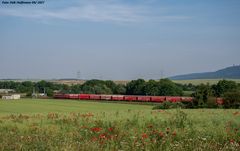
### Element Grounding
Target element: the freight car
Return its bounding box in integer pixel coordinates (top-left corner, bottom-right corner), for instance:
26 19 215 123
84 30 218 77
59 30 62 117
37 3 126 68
53 93 195 103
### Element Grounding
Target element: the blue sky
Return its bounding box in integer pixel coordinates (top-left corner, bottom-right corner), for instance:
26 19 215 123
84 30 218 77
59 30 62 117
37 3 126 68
0 0 240 80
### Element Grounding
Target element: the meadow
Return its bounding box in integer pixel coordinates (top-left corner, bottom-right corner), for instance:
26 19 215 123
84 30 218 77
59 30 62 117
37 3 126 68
173 79 240 85
0 99 239 150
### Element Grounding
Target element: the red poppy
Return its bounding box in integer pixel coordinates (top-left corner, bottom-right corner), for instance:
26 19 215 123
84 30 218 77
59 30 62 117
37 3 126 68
91 127 102 132
99 133 107 139
159 132 164 137
91 137 98 141
142 133 148 139
108 127 114 132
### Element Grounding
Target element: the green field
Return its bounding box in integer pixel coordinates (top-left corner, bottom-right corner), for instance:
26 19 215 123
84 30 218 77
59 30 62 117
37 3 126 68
173 79 240 85
0 99 152 115
0 99 239 150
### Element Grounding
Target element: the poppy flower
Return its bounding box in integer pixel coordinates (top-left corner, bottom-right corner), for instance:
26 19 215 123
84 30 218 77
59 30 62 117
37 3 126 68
142 133 148 139
91 127 102 132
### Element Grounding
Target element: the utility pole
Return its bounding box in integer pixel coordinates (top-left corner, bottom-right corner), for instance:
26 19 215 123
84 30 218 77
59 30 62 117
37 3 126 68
77 70 81 80
32 87 36 99
160 70 164 79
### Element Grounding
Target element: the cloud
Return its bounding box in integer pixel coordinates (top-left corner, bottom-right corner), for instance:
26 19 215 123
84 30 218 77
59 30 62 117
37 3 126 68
0 1 190 23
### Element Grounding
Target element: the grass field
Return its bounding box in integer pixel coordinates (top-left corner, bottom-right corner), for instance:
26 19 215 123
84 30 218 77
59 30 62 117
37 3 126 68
173 79 240 85
0 99 239 150
0 99 152 115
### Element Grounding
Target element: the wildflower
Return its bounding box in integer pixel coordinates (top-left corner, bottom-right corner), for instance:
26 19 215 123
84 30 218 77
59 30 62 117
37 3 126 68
172 131 177 137
99 133 107 139
230 139 235 144
201 137 207 141
159 132 164 137
108 127 114 132
142 133 148 139
108 135 115 140
91 127 102 132
91 137 98 141
152 130 158 134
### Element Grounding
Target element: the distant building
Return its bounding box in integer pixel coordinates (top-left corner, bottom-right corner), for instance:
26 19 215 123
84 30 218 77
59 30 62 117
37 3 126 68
32 93 47 98
0 89 15 94
39 93 46 97
2 94 20 100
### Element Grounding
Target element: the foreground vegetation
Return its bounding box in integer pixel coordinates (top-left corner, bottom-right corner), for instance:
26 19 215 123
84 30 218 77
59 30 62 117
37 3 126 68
0 99 239 150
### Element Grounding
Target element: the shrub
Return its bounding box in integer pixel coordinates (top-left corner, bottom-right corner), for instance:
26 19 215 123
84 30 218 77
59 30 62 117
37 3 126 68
223 91 240 108
181 101 195 108
206 97 218 108
152 101 185 110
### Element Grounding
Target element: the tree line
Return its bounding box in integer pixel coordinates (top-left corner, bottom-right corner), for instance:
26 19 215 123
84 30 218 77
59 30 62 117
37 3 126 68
0 79 239 108
0 79 183 97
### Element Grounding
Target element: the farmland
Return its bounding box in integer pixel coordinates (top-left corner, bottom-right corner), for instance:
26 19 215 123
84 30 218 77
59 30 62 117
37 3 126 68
49 79 240 86
50 78 240 86
173 79 240 85
0 99 239 150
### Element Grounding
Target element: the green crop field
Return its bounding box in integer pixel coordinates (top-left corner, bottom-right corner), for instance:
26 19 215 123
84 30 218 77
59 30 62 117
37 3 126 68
0 99 152 115
173 79 240 85
0 99 239 150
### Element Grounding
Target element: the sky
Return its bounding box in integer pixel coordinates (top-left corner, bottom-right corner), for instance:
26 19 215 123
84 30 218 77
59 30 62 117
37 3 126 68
0 0 240 80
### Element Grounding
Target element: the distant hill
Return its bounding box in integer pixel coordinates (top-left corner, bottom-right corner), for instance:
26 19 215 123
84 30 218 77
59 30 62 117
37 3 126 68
170 65 240 80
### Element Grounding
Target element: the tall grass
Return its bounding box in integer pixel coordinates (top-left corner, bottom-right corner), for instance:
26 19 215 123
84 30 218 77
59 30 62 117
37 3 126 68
0 108 239 150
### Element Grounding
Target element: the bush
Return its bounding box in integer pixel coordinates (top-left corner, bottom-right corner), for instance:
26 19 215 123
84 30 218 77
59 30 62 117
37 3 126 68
190 97 218 108
181 101 195 109
206 97 218 108
152 101 185 110
223 91 240 109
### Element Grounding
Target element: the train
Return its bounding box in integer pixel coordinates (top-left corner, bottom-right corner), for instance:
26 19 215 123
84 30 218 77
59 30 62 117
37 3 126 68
53 93 194 103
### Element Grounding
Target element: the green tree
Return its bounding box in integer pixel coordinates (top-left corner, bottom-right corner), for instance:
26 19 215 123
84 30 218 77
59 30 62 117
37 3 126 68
144 80 159 96
192 83 212 107
212 80 237 97
126 79 146 95
158 79 183 96
79 79 113 94
114 84 126 94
